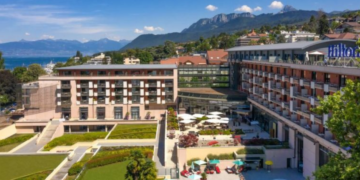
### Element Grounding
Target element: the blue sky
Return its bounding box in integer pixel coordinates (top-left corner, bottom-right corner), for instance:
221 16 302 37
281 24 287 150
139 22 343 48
0 0 358 43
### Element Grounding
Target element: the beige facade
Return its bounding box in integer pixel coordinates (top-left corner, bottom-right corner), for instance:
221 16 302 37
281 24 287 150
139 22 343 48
21 64 178 122
124 57 140 65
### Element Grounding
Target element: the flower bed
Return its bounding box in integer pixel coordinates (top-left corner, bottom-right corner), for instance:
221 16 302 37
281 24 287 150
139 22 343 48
167 107 179 130
43 132 108 151
198 129 232 135
236 148 264 154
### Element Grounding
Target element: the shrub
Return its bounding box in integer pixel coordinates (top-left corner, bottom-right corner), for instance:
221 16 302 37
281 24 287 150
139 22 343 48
236 148 264 154
198 129 232 135
68 154 93 175
207 141 218 146
187 158 200 166
167 108 179 130
234 129 245 135
179 134 198 148
43 132 107 151
195 117 208 123
207 153 234 160
0 134 34 147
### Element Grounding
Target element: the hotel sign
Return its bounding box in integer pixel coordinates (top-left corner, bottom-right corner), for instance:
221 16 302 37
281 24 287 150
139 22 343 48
328 43 360 58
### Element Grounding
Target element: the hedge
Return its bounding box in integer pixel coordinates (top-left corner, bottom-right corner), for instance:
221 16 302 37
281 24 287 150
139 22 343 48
242 138 281 146
207 153 234 160
198 129 232 135
43 132 107 151
236 148 264 154
68 154 93 176
0 134 35 147
167 108 179 130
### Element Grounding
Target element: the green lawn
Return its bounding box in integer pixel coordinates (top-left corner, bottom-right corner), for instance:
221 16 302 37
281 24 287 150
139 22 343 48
108 124 157 139
15 170 52 180
43 132 108 151
0 155 66 180
0 134 35 152
81 160 131 180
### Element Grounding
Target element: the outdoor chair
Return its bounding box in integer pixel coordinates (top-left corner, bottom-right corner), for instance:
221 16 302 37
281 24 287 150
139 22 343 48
181 170 191 177
215 166 221 174
226 166 234 174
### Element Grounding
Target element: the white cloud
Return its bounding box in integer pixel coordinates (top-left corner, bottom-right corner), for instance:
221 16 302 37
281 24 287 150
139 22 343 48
235 5 253 13
253 6 262 11
107 35 122 41
269 1 284 9
41 34 55 39
25 32 30 36
134 29 144 34
206 5 218 11
144 26 164 32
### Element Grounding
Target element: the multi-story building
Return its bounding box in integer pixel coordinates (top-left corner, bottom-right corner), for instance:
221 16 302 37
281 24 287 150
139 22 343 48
236 29 268 46
21 64 178 122
227 39 358 179
124 57 141 65
278 30 319 43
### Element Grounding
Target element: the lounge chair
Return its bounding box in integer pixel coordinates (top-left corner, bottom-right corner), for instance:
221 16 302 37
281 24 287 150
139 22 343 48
181 170 190 177
225 166 234 174
215 166 221 174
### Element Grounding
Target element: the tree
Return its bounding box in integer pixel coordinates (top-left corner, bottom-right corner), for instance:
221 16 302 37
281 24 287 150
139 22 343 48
163 41 177 57
75 50 83 58
312 79 360 179
277 35 286 43
258 37 268 44
249 40 258 45
137 51 153 64
21 64 47 82
343 27 351 33
0 51 5 69
0 70 18 103
179 134 198 148
0 94 9 110
12 67 27 81
52 62 64 74
317 14 330 35
125 150 157 180
210 36 219 49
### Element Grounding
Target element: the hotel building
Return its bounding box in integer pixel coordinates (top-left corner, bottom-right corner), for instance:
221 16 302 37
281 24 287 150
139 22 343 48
227 40 358 179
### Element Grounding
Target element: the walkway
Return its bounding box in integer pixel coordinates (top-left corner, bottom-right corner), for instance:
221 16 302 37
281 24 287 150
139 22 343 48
51 146 89 180
13 136 45 153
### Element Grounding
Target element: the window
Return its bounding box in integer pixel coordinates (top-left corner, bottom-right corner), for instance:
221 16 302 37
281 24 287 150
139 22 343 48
114 107 123 119
63 71 72 76
79 107 88 120
301 70 305 78
97 107 105 119
115 96 123 103
98 71 107 76
324 73 330 83
131 107 140 119
164 70 173 76
115 71 125 76
132 95 140 103
147 71 157 76
132 80 140 86
311 72 316 81
80 71 90 76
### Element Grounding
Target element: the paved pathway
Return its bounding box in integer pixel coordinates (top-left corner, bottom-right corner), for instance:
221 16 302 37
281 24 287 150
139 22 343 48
52 146 89 180
13 137 45 153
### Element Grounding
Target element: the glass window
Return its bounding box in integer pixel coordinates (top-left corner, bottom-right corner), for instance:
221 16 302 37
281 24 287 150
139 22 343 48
131 107 140 119
97 107 105 119
115 71 125 76
80 71 90 76
132 95 140 103
63 71 72 76
98 71 107 76
114 107 123 119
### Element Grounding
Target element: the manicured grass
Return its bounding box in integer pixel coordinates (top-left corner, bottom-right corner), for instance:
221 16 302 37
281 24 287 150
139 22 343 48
0 155 66 180
0 134 35 152
80 160 131 180
108 124 157 139
15 170 52 180
43 132 108 151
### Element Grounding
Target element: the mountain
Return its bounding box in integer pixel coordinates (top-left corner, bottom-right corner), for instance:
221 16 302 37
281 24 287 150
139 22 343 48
279 5 297 14
122 10 319 50
0 38 130 57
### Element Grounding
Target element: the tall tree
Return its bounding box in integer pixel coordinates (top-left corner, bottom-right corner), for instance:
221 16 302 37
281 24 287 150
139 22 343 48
317 14 330 35
125 150 157 180
312 79 360 179
163 41 176 57
0 95 9 114
0 51 5 69
12 67 27 81
75 50 83 58
21 64 47 82
137 51 153 64
0 70 18 103
277 35 287 43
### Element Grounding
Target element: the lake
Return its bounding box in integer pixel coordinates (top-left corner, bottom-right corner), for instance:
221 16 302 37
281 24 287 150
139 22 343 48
3 57 69 70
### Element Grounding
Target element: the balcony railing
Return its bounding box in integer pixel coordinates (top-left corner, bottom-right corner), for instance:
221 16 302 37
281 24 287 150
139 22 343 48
165 83 173 86
98 83 106 87
97 100 105 104
61 92 71 97
148 83 157 87
98 91 106 96
80 83 88 88
80 100 88 104
115 100 123 104
115 91 123 95
115 83 123 87
61 84 71 89
132 91 140 95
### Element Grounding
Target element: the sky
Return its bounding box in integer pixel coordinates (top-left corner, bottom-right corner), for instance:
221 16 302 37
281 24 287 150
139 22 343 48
0 0 358 43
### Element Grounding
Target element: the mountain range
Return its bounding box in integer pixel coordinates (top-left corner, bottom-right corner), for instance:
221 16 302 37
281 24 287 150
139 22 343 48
121 6 355 50
0 38 130 57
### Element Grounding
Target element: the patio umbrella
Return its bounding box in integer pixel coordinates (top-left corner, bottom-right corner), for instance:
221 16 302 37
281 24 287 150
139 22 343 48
220 117 230 121
180 119 194 124
191 162 195 170
206 119 228 124
265 160 273 166
194 160 207 165
192 114 205 118
209 159 220 164
209 111 223 115
178 114 193 118
206 115 220 119
233 160 244 166
188 174 201 180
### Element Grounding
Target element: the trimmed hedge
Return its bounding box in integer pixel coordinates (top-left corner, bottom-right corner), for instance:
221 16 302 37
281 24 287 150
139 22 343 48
198 129 232 135
43 132 107 151
68 154 93 176
236 148 264 154
234 129 245 135
207 153 234 160
242 138 281 146
0 134 34 147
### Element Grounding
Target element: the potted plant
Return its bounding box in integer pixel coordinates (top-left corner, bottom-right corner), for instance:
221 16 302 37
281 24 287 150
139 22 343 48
201 172 207 180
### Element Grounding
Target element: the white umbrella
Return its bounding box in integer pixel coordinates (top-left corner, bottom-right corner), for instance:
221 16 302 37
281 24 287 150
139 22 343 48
206 119 229 124
220 117 230 121
209 111 223 115
206 115 220 119
192 114 205 118
178 114 195 119
179 119 194 124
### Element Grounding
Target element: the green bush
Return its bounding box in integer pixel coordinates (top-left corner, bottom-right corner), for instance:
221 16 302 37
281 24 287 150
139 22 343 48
0 134 35 147
234 129 245 135
43 132 107 151
198 129 232 135
236 148 264 154
167 108 179 130
108 124 157 139
207 153 234 160
187 158 200 166
195 117 208 123
68 154 93 176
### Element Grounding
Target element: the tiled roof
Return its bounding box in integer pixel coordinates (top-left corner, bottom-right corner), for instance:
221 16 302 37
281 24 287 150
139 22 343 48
324 33 357 40
160 56 207 65
344 22 360 27
207 49 228 64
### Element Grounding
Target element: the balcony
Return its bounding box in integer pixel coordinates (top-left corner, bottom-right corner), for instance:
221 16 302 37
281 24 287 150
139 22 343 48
132 83 141 87
148 83 157 87
165 82 173 87
115 83 123 87
329 84 340 92
61 92 71 97
61 100 71 107
115 91 123 95
132 91 140 95
61 84 71 89
98 91 106 96
97 99 105 104
165 91 173 95
115 100 123 104
290 77 299 84
149 99 157 104
97 83 106 88
80 83 88 88
296 106 311 119
301 79 311 86
148 91 157 95
80 100 88 104
80 92 88 96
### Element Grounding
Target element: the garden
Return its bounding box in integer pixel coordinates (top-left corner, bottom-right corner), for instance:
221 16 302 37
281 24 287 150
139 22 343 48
236 148 264 154
68 146 156 180
108 124 157 139
43 132 108 151
0 154 66 180
167 107 179 130
0 134 35 152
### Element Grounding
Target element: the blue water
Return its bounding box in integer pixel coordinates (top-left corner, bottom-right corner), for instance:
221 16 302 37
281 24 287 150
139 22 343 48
3 57 69 70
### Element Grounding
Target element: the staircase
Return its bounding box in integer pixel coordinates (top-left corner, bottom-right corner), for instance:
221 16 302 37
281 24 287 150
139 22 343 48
38 120 61 145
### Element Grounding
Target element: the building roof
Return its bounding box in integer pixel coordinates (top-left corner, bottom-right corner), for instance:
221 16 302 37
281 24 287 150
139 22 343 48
323 33 358 40
226 39 357 52
207 49 228 64
343 22 360 27
57 64 177 70
160 56 207 65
